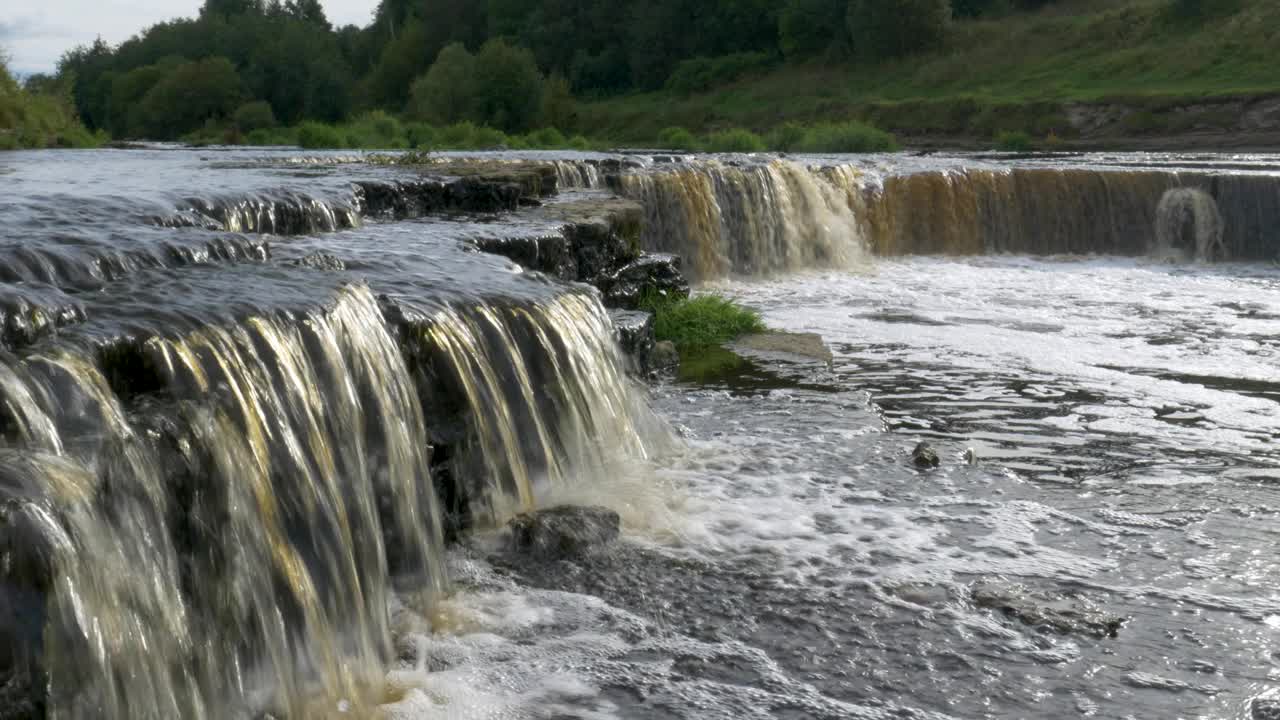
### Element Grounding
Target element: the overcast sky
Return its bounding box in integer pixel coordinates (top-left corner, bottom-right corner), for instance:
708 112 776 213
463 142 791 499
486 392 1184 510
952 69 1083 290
2 1 377 76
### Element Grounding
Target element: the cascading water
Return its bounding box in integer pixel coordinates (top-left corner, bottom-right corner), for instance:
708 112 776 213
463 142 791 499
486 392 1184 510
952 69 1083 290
1155 187 1226 260
614 157 1280 266
613 159 869 279
403 292 668 527
1 286 448 718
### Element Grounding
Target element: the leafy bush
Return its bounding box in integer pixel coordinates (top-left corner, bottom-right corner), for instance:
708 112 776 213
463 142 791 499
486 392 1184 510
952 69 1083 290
296 121 344 148
994 130 1033 151
657 126 699 150
345 110 406 148
765 122 808 151
642 293 767 351
665 52 775 95
795 121 897 152
405 122 439 148
568 135 593 150
525 127 567 148
703 128 766 153
233 101 276 132
468 126 510 149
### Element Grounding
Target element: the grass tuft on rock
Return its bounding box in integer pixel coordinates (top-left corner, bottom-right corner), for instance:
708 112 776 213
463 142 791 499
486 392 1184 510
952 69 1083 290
642 293 766 351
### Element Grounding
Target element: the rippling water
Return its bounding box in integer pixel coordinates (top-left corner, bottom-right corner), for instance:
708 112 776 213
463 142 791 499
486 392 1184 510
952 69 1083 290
393 257 1280 719
4 146 1280 719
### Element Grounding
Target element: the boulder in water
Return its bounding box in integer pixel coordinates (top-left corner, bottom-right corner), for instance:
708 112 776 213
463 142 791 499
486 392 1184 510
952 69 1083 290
971 583 1125 639
602 253 690 310
610 310 656 374
649 340 680 372
1252 690 1280 720
911 442 941 469
507 505 621 559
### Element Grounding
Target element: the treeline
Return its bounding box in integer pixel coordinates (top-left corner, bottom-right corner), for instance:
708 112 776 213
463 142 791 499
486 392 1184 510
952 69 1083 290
0 53 100 149
47 0 1095 143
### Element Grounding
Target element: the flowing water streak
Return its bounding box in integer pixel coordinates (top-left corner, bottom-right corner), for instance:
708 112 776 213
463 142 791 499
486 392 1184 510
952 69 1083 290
615 159 868 279
0 284 448 719
553 160 604 190
1156 188 1226 260
413 292 668 524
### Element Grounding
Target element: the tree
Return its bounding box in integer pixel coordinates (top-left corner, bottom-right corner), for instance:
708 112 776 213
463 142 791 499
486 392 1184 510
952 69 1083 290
847 0 952 60
779 0 847 58
407 44 477 124
471 39 544 132
233 100 277 131
284 0 330 29
135 57 242 138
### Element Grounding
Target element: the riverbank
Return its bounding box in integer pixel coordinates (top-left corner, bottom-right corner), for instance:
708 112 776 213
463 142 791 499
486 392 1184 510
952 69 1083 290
577 0 1280 152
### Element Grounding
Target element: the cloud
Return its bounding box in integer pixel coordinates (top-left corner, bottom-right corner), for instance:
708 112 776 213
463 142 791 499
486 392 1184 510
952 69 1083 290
1 2 377 73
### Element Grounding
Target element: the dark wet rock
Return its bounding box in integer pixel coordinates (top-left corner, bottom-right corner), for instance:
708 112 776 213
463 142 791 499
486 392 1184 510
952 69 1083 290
601 253 690 310
471 233 576 280
0 287 87 351
1253 690 1280 720
610 310 656 374
356 176 529 220
288 252 347 272
971 583 1125 638
729 332 832 366
537 198 644 282
508 505 621 559
649 340 680 372
911 442 941 469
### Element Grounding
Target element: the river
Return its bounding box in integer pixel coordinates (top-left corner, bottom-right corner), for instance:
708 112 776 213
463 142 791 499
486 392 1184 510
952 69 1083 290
1 146 1277 719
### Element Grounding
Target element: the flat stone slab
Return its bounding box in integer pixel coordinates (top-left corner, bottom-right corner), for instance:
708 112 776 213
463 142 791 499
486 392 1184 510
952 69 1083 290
729 332 833 366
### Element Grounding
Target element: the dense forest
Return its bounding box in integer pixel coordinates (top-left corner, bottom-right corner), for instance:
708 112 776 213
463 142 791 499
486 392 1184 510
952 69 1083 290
38 0 1074 142
2 0 1267 149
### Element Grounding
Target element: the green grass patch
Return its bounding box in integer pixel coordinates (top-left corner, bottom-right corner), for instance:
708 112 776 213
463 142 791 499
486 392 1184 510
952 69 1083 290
794 121 898 152
642 293 767 351
994 130 1034 152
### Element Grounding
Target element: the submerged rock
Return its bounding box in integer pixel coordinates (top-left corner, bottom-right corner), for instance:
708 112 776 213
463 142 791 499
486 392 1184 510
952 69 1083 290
912 442 941 469
288 252 347 272
972 583 1125 639
507 505 621 559
730 332 832 366
649 340 680 372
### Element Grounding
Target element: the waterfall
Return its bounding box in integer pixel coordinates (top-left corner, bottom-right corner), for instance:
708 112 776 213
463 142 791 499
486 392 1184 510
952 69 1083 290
613 159 869 280
615 159 1280 266
402 292 668 527
1156 188 1226 260
0 285 446 718
553 160 604 189
0 276 669 717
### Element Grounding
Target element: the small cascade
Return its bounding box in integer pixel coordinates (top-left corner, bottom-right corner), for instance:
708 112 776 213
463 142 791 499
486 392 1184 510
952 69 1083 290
159 191 363 234
0 285 448 719
613 159 868 280
1156 188 1226 260
553 160 605 190
401 291 667 527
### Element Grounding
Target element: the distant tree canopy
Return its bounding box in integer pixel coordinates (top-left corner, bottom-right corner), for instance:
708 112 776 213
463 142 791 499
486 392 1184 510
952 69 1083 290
50 0 1073 139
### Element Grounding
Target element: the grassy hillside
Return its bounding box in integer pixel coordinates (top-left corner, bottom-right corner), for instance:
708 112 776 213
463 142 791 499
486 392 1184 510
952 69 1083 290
577 0 1280 145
